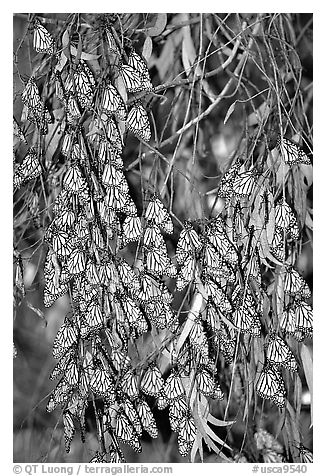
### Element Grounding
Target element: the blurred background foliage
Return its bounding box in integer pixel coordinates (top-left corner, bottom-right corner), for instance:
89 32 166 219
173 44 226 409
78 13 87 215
13 13 312 463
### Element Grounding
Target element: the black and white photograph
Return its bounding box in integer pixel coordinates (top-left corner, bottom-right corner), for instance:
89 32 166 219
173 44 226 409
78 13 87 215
13 12 313 466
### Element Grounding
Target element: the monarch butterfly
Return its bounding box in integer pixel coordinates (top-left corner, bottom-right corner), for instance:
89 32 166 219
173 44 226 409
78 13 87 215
50 349 74 381
145 195 173 234
65 357 79 386
76 371 90 402
33 18 54 54
176 253 197 291
143 221 165 249
63 164 87 194
111 349 132 373
21 76 43 111
177 414 196 457
115 409 142 452
203 241 223 276
232 283 252 306
63 410 76 453
122 216 142 244
140 364 164 397
122 399 142 437
277 136 311 166
256 365 286 407
203 278 232 313
297 444 313 463
266 332 298 371
232 297 261 336
13 117 27 144
127 50 153 91
121 295 148 336
274 198 294 230
126 101 151 142
169 396 188 431
208 217 231 241
108 445 126 463
101 115 123 153
13 148 42 189
104 186 126 211
216 324 237 363
105 28 120 54
89 452 107 463
55 353 77 387
123 196 138 218
145 244 170 277
138 272 163 303
54 207 76 229
61 131 73 157
116 258 140 293
164 371 185 401
52 189 73 217
101 83 127 120
207 223 238 266
136 399 158 438
176 221 202 264
270 229 286 262
280 306 298 337
157 390 169 410
232 168 258 198
120 369 139 400
103 402 118 430
283 267 311 298
44 268 69 308
79 296 99 321
295 300 313 333
89 367 114 397
101 163 125 188
195 367 216 397
67 248 87 276
217 158 242 199
49 228 72 257
142 300 167 329
212 381 224 400
188 317 209 360
52 321 79 360
282 301 313 340
205 299 221 333
75 214 91 242
96 259 117 288
274 199 300 240
120 63 144 93
85 259 101 286
242 252 262 287
85 301 105 332
66 95 82 124
46 378 72 412
232 202 249 243
72 274 94 302
67 61 95 108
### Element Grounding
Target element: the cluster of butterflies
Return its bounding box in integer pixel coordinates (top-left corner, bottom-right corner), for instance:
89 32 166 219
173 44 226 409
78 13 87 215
13 17 313 462
30 16 152 144
13 146 42 191
217 136 311 203
172 213 313 409
21 76 52 135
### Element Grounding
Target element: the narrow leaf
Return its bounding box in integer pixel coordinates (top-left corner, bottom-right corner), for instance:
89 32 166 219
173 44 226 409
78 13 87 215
142 36 153 62
224 101 237 124
300 344 313 424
